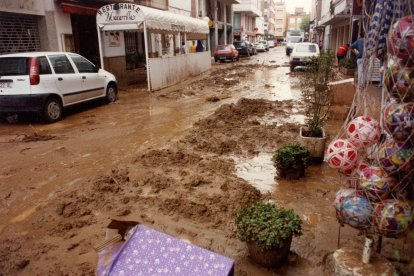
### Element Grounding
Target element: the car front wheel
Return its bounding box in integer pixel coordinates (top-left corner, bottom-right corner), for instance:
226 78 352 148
43 97 62 123
106 84 118 103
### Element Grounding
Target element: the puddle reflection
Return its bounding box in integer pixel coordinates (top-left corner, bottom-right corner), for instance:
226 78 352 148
233 152 277 193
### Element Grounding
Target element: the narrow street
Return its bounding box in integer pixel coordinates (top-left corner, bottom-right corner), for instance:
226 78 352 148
0 47 410 275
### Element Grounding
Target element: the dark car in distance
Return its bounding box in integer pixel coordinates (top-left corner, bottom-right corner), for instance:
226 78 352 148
213 44 239 62
233 41 254 56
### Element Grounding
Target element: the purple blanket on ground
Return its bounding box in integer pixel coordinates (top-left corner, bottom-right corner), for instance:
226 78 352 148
97 224 234 276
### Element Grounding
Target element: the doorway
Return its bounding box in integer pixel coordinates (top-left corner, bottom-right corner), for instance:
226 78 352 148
70 14 100 66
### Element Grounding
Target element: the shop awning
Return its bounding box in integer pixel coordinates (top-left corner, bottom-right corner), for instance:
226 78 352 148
97 3 209 34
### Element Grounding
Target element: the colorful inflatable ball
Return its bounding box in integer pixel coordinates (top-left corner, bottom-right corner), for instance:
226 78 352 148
346 116 381 149
338 195 373 229
387 16 414 62
383 102 414 141
373 199 413 238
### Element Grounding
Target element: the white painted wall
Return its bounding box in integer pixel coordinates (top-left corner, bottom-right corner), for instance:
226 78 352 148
0 0 45 15
169 0 191 16
148 51 211 91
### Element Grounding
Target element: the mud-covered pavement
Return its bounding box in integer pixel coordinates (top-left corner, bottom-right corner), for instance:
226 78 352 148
0 47 412 275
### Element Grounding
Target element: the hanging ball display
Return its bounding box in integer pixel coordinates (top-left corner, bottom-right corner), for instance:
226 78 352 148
326 139 358 171
339 195 373 229
342 159 370 188
377 139 414 174
387 16 414 62
384 64 414 102
334 188 359 211
373 199 414 238
383 102 414 141
360 166 395 200
346 116 381 149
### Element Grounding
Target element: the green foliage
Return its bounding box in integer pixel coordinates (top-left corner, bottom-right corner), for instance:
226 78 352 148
339 57 356 69
299 51 336 137
300 14 310 33
272 143 312 170
235 202 302 250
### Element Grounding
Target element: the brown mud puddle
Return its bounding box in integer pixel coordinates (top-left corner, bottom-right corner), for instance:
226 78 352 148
0 57 413 275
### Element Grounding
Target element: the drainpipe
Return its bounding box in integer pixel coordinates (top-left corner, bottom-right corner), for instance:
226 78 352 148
224 3 227 44
214 0 218 47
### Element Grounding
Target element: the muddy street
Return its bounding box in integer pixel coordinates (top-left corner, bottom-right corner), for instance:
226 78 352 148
0 47 410 275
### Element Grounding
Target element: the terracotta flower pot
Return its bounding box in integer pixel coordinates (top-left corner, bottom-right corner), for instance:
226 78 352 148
247 235 292 267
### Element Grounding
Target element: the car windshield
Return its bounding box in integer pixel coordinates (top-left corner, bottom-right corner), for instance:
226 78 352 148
287 37 303 43
234 42 246 46
296 45 317 53
258 41 267 44
217 45 230 50
0 57 29 76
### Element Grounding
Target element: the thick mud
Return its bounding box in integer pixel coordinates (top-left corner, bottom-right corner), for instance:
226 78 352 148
0 48 412 275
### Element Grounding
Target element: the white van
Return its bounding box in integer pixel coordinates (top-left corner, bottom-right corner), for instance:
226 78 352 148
0 52 118 122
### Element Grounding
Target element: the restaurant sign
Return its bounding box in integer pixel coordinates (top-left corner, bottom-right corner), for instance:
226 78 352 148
97 3 144 24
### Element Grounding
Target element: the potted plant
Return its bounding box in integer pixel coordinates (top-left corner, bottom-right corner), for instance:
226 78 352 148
272 143 311 179
235 202 302 268
338 57 356 76
298 51 336 161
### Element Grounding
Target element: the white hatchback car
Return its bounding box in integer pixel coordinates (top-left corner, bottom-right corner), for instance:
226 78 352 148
0 52 117 122
289 43 320 71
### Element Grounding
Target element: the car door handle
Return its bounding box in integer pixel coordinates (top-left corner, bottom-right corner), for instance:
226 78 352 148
82 76 86 79
57 77 63 81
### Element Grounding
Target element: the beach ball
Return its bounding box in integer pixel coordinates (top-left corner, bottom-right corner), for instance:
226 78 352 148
346 116 381 149
388 16 414 62
339 195 373 229
360 166 395 200
383 102 414 141
377 139 414 174
373 199 413 238
384 65 414 102
334 189 359 211
326 139 358 171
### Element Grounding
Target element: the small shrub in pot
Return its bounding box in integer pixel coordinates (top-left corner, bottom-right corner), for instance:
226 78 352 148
235 202 302 267
272 143 312 179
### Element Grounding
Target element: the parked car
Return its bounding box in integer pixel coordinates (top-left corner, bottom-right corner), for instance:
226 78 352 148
289 43 320 71
255 42 266 52
286 36 304 56
214 44 239 62
0 52 118 122
233 41 253 56
257 40 270 51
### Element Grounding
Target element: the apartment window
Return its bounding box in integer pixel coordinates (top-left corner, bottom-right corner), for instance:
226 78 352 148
276 28 283 32
276 19 283 24
234 13 241 29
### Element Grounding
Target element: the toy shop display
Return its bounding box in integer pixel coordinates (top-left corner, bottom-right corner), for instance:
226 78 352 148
346 116 381 149
382 102 414 140
373 199 414 238
359 166 395 200
326 139 358 170
338 195 373 229
377 139 414 174
387 16 414 63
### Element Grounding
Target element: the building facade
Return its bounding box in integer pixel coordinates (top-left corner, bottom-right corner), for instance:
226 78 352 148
287 7 306 31
198 0 239 51
233 0 262 42
274 1 286 40
262 0 275 42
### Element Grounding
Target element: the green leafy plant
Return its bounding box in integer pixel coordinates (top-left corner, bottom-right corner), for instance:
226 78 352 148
235 202 302 250
272 143 311 171
339 57 356 69
299 51 336 137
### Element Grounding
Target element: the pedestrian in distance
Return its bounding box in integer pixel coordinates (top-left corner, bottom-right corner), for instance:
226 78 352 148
181 42 188 54
189 41 196 53
336 43 350 63
350 35 364 85
196 40 204 52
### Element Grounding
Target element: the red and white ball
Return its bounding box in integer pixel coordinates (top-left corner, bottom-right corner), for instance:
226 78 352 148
342 159 370 188
326 139 358 171
346 116 381 149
